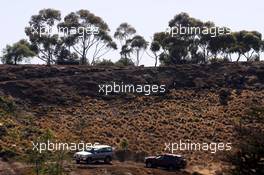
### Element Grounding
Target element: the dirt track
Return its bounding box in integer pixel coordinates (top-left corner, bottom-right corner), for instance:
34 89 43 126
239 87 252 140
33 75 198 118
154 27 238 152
0 159 195 175
72 161 191 175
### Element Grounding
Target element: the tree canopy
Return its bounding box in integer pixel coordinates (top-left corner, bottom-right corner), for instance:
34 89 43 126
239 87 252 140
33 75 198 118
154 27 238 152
152 13 262 65
1 39 36 65
1 11 263 66
58 9 117 65
25 9 61 66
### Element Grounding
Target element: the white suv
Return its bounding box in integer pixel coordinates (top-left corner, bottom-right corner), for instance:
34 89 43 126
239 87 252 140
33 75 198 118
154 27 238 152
74 145 113 164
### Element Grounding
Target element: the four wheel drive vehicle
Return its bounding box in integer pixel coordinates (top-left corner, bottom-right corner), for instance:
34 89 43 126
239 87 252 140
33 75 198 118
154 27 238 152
73 145 113 164
145 154 187 170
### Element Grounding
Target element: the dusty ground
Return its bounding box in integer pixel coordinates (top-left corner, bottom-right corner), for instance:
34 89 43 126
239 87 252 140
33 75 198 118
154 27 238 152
1 159 224 175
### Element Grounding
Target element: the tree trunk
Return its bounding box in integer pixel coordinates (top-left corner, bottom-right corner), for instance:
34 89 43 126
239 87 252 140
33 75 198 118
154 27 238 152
136 50 139 66
154 53 158 67
14 57 17 65
236 53 241 62
81 48 87 65
203 48 206 63
47 50 52 66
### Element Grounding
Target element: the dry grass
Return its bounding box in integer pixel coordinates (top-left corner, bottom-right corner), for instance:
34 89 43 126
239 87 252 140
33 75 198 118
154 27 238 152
29 88 264 165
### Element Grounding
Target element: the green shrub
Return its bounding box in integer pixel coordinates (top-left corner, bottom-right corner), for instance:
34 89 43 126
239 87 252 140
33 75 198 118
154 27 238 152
0 96 16 113
120 138 129 151
94 59 115 66
0 147 18 160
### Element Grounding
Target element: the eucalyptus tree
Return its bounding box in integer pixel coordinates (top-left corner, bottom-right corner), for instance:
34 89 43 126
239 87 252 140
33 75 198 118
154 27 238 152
58 10 117 65
114 23 136 46
130 35 148 66
152 12 205 64
232 31 262 61
1 39 36 65
242 31 262 61
207 28 236 61
152 32 170 65
25 9 61 65
168 12 203 63
114 23 136 60
199 21 215 62
148 41 161 67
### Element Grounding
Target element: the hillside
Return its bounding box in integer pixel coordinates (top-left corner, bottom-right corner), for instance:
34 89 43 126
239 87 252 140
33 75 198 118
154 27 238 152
0 63 263 105
0 62 264 175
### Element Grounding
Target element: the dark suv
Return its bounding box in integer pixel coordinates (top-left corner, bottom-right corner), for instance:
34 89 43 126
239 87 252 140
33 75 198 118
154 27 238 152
145 154 187 170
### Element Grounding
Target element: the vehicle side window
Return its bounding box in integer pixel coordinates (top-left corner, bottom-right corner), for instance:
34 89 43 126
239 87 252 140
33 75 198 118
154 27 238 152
164 155 172 160
98 147 111 153
94 148 100 153
106 147 112 152
99 148 106 153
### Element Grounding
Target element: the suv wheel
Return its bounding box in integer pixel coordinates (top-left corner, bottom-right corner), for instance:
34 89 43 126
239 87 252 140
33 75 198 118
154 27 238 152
86 157 92 164
181 161 187 169
104 156 111 164
168 165 175 171
146 162 152 168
